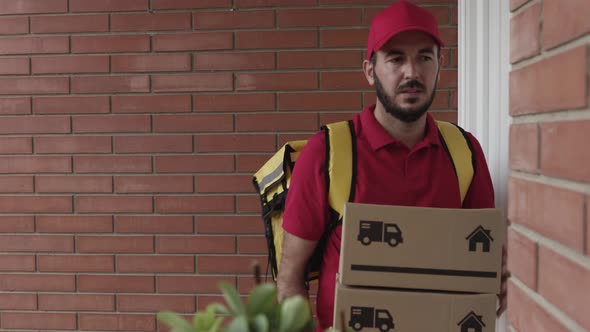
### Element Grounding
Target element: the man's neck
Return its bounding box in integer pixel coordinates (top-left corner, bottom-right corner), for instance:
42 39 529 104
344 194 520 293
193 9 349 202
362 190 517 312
374 103 428 150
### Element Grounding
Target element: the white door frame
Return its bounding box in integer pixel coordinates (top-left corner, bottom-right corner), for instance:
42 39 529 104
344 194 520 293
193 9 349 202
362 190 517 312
458 0 511 331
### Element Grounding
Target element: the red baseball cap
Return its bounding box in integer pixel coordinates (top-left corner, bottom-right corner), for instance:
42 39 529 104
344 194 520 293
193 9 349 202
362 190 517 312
366 0 444 60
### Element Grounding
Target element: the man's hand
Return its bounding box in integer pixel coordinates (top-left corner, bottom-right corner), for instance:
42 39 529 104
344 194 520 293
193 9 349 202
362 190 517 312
497 245 510 317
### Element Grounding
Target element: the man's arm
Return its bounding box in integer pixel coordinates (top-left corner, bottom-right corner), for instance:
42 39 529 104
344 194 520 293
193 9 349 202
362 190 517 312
276 231 317 302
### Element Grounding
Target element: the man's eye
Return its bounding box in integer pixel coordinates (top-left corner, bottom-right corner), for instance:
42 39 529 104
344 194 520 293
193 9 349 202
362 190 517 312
390 57 402 63
421 56 432 61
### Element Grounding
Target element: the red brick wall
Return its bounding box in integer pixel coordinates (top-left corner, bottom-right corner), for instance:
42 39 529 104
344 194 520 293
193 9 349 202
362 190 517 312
508 0 590 331
0 0 456 330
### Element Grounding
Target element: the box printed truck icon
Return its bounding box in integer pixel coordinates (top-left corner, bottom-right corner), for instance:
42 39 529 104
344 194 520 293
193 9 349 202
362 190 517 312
357 220 403 247
349 306 395 332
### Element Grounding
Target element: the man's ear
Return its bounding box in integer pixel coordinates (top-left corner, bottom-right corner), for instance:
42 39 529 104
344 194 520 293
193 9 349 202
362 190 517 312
363 58 375 86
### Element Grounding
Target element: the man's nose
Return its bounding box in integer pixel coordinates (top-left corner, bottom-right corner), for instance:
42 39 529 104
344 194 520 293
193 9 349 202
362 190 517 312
402 60 419 80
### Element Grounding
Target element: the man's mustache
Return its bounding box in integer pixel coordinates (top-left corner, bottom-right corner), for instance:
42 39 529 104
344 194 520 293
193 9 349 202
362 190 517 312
398 80 426 91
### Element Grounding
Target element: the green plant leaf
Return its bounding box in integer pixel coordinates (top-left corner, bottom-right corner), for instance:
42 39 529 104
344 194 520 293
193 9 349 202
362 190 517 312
193 305 217 331
278 296 311 332
246 283 277 317
157 311 194 332
219 282 245 316
208 317 224 332
209 303 230 316
251 314 270 332
225 314 249 332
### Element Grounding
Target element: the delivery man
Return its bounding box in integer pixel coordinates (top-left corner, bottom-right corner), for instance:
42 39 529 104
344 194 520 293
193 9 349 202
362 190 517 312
276 1 508 330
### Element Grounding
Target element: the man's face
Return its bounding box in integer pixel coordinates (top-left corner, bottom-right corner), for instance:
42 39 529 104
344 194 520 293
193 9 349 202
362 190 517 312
370 31 441 123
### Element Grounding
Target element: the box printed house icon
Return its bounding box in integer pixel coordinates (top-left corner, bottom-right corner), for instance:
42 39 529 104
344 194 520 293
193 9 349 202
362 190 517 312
457 311 486 332
465 226 494 252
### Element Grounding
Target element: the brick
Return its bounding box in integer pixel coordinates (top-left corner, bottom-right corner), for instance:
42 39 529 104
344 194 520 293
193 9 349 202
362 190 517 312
0 116 69 134
112 54 191 73
73 115 150 133
194 10 274 29
0 293 36 310
0 255 35 271
236 30 317 49
198 255 267 274
0 235 72 252
321 29 369 48
118 295 195 313
510 0 530 11
157 236 235 254
36 215 113 233
0 0 67 14
508 178 585 252
76 196 153 214
153 114 233 133
195 134 275 153
321 71 370 90
0 17 29 34
0 176 33 193
237 0 315 7
116 255 195 273
0 77 69 95
156 196 234 213
0 98 30 115
507 228 537 290
1 312 76 330
152 73 232 93
0 196 72 213
77 235 153 253
31 14 108 33
113 95 191 113
74 156 152 173
278 8 361 27
278 133 312 146
115 176 193 193
78 275 155 293
364 6 449 25
509 124 539 173
0 274 74 291
237 195 260 213
112 12 191 32
440 27 458 47
539 246 590 330
39 293 114 311
541 121 590 183
510 47 587 115
0 156 71 173
153 32 233 51
158 275 234 293
35 136 112 154
429 111 457 124
507 281 569 332
279 92 362 111
194 93 275 112
80 314 156 332
236 113 318 132
197 216 264 234
236 72 317 91
72 75 149 94
114 135 192 153
196 175 254 193
155 155 234 173
115 216 193 234
0 216 35 233
543 0 590 50
319 112 356 126
70 0 148 12
36 176 112 193
32 55 109 74
34 96 110 114
510 3 540 63
153 0 232 9
278 50 360 69
239 236 266 254
38 254 113 273
197 296 227 311
194 52 275 71
0 57 29 75
588 197 590 256
0 36 68 55
72 35 150 53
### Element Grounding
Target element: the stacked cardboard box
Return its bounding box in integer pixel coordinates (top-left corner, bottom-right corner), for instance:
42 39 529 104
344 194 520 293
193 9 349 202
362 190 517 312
334 202 506 332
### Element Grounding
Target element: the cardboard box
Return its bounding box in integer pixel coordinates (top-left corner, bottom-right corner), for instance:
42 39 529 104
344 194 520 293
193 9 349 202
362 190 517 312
333 282 497 332
339 203 506 294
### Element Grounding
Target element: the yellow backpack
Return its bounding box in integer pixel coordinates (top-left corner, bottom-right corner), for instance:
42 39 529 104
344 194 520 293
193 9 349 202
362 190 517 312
252 120 475 287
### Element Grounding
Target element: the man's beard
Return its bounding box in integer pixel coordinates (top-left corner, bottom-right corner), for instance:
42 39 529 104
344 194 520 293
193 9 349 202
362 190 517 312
374 73 437 123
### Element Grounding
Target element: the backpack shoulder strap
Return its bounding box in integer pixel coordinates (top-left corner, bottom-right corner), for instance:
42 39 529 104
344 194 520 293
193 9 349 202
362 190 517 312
436 120 475 204
323 120 356 221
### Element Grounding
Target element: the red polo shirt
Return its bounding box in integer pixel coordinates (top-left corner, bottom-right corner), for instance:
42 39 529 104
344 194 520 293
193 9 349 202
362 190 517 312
282 104 495 330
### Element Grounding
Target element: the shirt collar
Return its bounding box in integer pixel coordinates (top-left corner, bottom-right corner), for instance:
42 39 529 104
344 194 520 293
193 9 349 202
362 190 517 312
359 104 442 151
